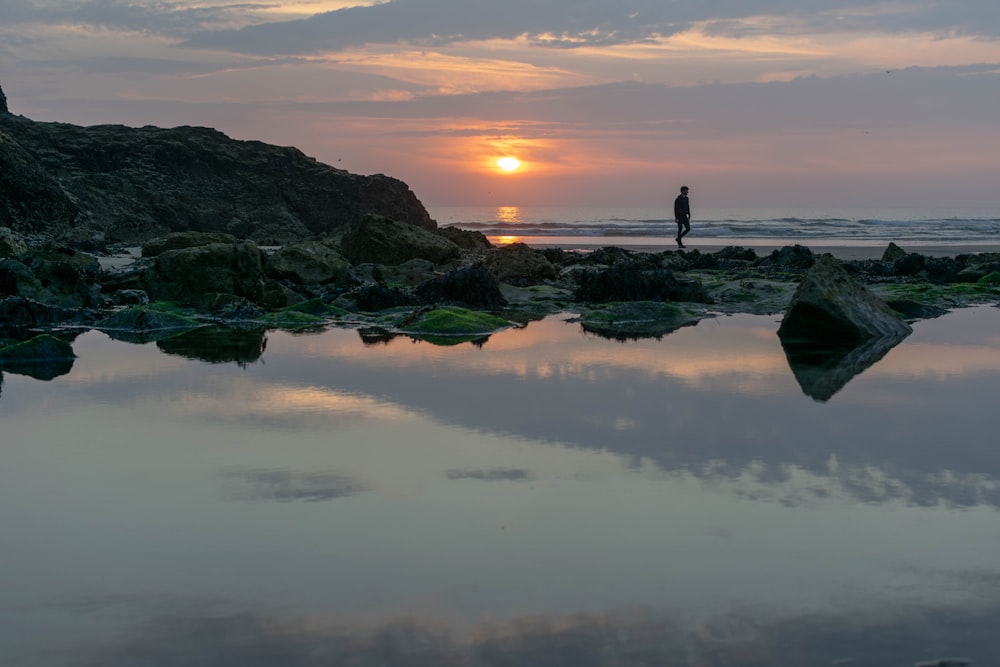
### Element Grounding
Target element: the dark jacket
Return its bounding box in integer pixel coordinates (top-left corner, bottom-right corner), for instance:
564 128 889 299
674 194 690 221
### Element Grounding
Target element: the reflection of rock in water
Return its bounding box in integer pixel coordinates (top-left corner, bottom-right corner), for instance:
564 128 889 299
156 325 266 365
780 332 908 401
358 326 399 346
0 356 75 381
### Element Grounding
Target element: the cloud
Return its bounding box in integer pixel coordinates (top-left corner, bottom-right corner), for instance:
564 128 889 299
175 0 1000 55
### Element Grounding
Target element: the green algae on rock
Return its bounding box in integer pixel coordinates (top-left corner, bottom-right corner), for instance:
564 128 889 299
403 306 512 336
576 301 702 341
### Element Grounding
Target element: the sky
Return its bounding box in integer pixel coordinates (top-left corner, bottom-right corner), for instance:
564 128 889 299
1 0 999 210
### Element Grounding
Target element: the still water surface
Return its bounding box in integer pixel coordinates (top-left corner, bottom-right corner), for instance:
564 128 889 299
2 306 1000 666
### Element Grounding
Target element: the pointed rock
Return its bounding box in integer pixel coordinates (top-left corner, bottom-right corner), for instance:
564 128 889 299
778 254 911 342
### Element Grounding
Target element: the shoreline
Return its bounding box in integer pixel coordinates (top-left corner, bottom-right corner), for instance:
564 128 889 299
490 236 1000 261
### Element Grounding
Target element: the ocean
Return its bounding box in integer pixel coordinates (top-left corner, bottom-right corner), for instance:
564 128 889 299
432 205 1000 249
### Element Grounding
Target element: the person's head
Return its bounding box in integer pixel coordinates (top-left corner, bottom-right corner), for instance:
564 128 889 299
680 186 689 195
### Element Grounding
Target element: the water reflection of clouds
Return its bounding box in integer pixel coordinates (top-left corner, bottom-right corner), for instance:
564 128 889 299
61 597 1000 667
295 315 794 389
218 468 369 502
446 467 534 482
176 383 416 430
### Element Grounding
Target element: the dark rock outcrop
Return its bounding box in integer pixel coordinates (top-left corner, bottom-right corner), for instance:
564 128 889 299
0 86 435 244
778 255 912 342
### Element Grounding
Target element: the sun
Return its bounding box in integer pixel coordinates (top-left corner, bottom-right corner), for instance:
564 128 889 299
496 156 521 173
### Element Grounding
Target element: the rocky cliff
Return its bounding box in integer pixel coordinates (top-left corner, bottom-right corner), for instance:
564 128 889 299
0 84 435 245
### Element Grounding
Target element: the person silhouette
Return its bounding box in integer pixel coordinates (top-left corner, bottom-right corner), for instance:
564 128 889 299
673 185 691 248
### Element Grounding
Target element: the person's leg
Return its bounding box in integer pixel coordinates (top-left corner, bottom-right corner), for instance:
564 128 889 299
678 220 690 239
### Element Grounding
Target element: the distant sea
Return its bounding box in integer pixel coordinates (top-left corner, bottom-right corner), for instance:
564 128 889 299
431 205 1000 249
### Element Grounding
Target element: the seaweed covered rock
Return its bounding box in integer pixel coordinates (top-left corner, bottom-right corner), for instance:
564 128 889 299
344 283 420 311
434 226 493 250
482 242 558 286
759 244 816 272
778 255 911 342
96 306 200 333
18 242 102 307
142 232 238 257
265 242 352 286
0 333 75 361
339 214 460 266
573 264 710 304
415 263 508 309
0 295 98 328
142 241 264 303
0 226 26 258
0 244 102 308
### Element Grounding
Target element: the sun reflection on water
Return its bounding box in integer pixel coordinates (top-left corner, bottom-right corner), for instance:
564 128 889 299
496 205 521 223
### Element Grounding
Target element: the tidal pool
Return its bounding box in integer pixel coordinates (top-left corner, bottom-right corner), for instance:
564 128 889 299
2 306 1000 666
